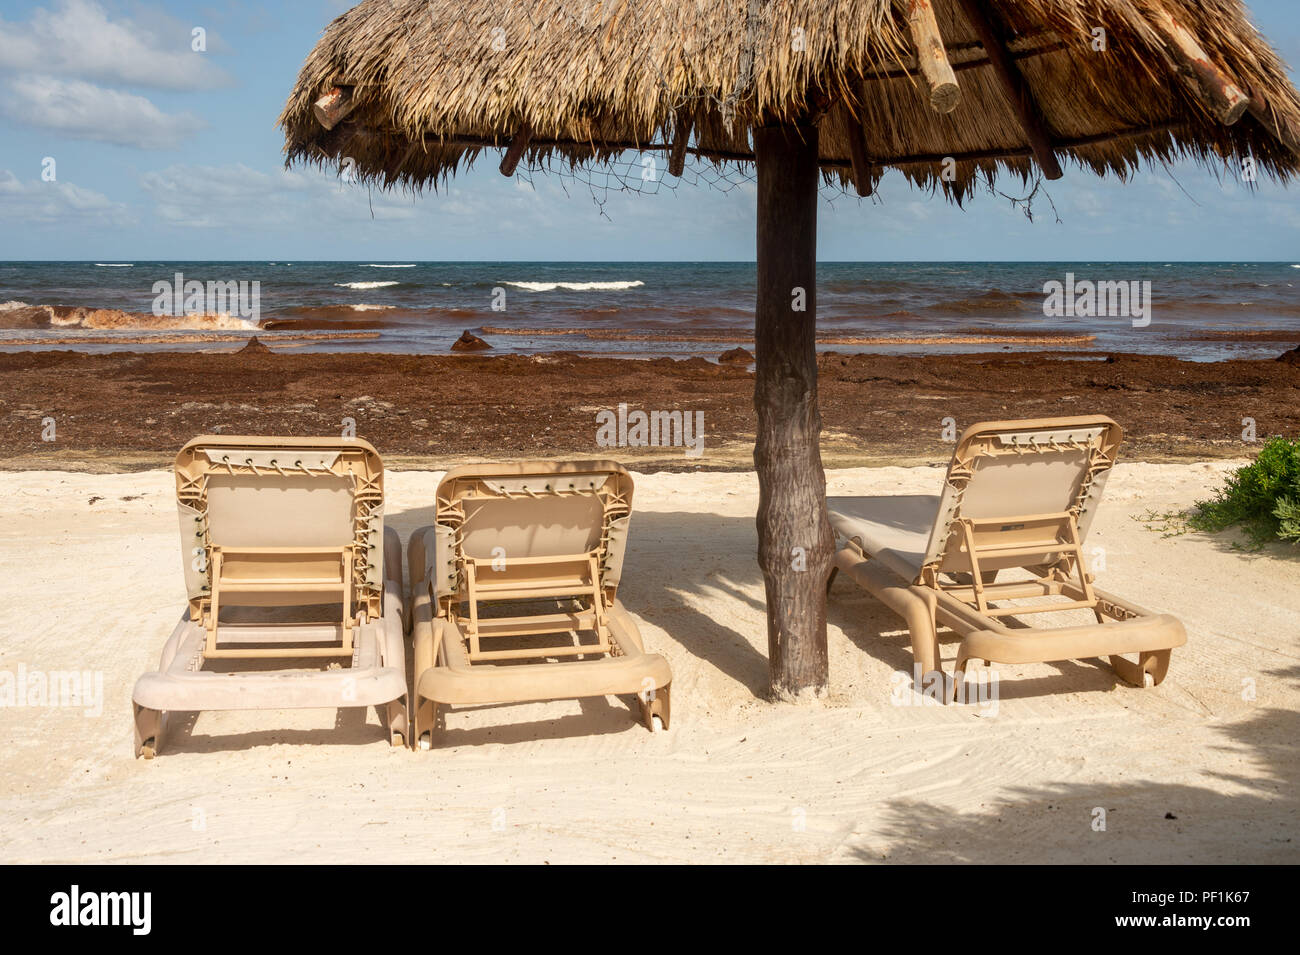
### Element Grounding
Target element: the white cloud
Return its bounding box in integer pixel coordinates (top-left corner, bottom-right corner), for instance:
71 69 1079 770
3 75 205 148
0 169 133 226
139 163 423 229
0 0 229 91
0 1 225 150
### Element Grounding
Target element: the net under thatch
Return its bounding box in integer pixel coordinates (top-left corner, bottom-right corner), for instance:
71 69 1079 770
280 0 1300 199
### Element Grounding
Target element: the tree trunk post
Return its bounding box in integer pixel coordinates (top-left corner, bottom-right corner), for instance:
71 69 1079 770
752 122 833 699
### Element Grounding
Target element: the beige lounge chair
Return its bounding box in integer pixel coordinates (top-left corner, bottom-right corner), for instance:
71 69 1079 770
407 460 671 749
827 416 1185 698
131 436 408 757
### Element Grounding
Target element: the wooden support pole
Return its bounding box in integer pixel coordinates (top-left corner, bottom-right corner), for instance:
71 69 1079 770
668 108 693 178
498 122 533 177
955 0 1063 180
752 123 834 699
845 114 879 197
900 0 960 113
313 86 355 131
1147 5 1248 126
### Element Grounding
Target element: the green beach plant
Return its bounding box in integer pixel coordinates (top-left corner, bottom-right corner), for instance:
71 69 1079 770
1189 437 1300 548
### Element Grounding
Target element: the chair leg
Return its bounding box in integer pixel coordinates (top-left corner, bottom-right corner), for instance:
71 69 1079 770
952 645 975 703
1109 649 1172 687
1145 649 1172 685
413 696 438 751
386 696 409 748
134 704 161 759
639 683 670 731
910 618 943 695
825 566 840 594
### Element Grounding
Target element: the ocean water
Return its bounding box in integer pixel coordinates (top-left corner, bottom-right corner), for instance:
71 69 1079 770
1 261 1298 360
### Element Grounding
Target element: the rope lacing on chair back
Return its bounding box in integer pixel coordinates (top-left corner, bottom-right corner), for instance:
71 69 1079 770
439 475 627 605
205 451 379 612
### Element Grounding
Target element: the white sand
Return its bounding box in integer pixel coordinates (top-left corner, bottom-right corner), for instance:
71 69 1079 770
0 462 1296 864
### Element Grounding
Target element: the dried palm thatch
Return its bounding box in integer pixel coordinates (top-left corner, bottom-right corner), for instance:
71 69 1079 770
281 0 1300 200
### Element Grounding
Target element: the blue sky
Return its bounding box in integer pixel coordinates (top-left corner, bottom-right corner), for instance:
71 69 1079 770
1 0 1298 261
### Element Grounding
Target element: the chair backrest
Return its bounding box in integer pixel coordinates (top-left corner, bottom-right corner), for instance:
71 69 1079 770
174 436 385 619
922 417 1123 577
428 461 633 610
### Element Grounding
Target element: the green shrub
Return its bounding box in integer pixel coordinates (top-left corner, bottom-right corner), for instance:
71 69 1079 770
1189 436 1300 547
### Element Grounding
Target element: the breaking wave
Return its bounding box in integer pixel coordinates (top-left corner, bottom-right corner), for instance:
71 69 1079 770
0 304 259 331
503 280 645 292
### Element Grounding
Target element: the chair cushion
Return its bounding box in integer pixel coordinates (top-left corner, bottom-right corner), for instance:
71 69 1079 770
827 494 941 581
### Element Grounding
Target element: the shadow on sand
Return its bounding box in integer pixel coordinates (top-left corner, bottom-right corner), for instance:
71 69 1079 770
847 664 1300 863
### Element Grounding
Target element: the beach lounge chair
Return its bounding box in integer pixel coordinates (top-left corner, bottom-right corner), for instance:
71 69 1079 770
407 460 671 749
131 436 408 757
827 416 1185 698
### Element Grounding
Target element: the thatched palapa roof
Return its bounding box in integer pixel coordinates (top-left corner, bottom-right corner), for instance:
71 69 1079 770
280 0 1300 199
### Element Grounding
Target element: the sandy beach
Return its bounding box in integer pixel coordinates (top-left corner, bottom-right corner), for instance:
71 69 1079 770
0 459 1295 864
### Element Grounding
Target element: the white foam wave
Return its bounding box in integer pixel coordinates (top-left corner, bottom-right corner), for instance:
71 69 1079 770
0 300 30 311
504 280 645 292
95 263 133 267
363 264 416 268
335 281 400 290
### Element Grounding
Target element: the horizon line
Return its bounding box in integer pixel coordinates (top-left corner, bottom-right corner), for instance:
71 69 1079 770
3 259 1297 265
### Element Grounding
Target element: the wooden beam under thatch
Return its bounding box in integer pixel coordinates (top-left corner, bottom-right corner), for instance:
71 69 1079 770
822 122 1187 171
499 123 533 177
313 86 355 131
863 31 1067 82
668 108 693 178
1147 3 1249 126
1247 93 1300 157
954 0 1063 181
899 0 960 113
336 119 1184 184
845 113 880 196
